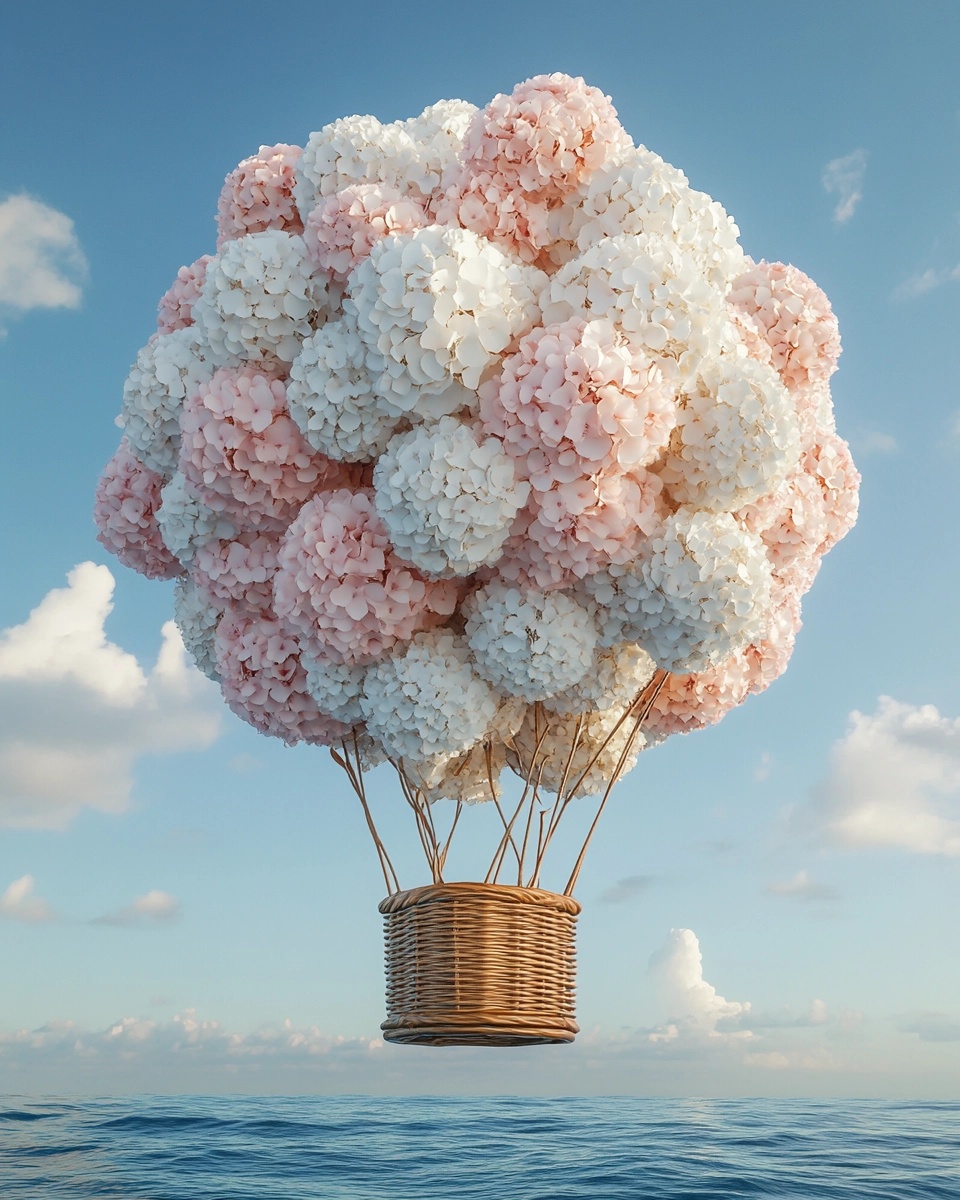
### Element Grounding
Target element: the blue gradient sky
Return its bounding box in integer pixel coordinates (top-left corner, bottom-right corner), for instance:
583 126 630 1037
1 0 958 1096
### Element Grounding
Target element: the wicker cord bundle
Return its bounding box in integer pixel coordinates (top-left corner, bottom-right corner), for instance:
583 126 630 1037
380 883 581 1046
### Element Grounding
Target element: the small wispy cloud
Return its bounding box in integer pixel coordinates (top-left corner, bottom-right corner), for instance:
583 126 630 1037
754 751 774 782
765 870 839 902
858 431 898 456
822 150 867 223
897 1012 960 1043
91 890 180 928
0 194 87 316
0 875 56 923
600 874 654 904
893 263 960 301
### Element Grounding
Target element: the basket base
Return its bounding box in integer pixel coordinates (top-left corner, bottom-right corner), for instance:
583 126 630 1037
381 1011 579 1047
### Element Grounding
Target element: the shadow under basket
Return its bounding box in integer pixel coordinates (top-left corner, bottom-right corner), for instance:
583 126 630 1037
379 882 582 1047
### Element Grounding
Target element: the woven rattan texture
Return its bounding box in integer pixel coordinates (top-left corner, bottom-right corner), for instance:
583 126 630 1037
379 883 581 1046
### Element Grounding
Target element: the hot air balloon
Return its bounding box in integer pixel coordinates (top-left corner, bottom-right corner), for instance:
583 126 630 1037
95 74 859 1046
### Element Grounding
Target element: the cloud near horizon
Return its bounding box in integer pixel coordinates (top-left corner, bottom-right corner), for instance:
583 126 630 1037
822 150 867 223
797 696 960 855
646 928 754 1045
0 563 221 830
0 193 87 318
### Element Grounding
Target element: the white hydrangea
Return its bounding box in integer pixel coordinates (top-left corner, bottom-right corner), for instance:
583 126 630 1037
463 581 598 701
507 701 648 799
571 146 747 288
409 739 504 805
173 575 223 681
301 653 368 724
584 509 773 672
359 630 498 762
193 230 332 364
543 642 656 716
120 329 216 477
540 233 733 390
402 100 478 198
344 226 545 392
287 318 400 462
157 471 238 565
295 114 422 215
657 355 801 511
373 416 530 576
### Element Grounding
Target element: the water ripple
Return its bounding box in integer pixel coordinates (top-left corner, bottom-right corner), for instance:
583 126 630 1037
0 1096 957 1199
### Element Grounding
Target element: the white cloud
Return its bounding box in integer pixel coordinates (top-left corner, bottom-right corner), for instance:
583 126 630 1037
91 890 180 927
0 875 56 923
822 149 867 223
0 194 87 313
0 563 221 830
765 870 839 902
646 928 753 1044
799 697 960 855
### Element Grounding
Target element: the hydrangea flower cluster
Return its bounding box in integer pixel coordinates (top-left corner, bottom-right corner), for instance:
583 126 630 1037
96 73 859 801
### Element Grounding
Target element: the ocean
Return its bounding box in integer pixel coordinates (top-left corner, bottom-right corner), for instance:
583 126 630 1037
1 1096 957 1199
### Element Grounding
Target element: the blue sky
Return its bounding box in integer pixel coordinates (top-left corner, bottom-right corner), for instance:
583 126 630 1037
1 0 959 1096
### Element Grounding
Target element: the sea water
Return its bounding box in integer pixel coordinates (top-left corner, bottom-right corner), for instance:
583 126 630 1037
1 1095 958 1199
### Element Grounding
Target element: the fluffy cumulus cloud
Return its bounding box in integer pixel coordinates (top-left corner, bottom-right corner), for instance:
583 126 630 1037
0 563 221 829
0 875 56 923
0 194 87 315
91 890 180 927
646 928 754 1044
801 697 960 855
822 150 867 223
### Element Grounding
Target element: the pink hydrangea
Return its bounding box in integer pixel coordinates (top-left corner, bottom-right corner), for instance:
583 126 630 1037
178 364 361 530
442 73 631 266
156 256 214 334
303 184 428 282
480 319 669 587
742 428 859 584
216 144 304 248
274 488 460 663
480 320 676 485
802 431 860 555
496 470 663 590
215 606 350 746
728 261 841 392
192 529 282 611
742 586 802 696
643 654 751 738
94 440 183 581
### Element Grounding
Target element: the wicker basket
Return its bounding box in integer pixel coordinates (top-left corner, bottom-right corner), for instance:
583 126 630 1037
379 882 582 1046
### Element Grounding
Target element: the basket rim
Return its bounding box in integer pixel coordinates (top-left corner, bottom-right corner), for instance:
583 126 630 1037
378 880 581 916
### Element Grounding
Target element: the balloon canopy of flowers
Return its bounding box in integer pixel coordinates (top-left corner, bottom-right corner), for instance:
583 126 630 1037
96 74 859 890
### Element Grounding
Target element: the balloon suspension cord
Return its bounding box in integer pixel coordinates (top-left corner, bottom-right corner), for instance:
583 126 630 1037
332 670 667 899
